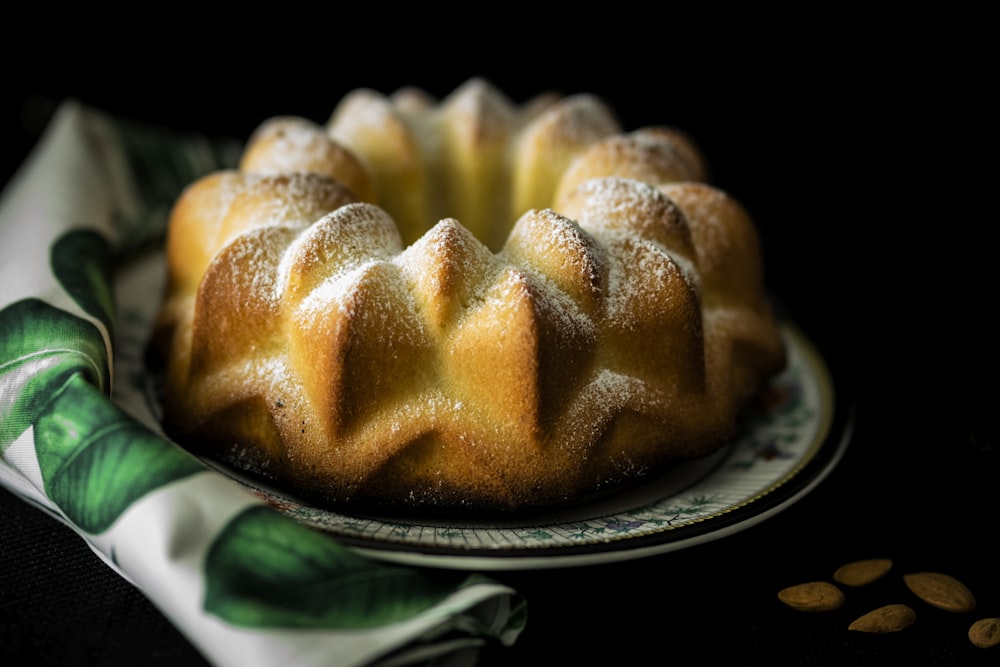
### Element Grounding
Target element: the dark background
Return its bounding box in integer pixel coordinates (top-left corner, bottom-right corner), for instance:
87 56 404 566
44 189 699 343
3 13 995 666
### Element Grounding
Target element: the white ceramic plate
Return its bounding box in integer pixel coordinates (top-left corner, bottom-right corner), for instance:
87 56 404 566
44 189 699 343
115 253 851 571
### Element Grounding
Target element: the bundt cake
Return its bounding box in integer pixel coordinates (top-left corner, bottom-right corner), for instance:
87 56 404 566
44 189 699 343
149 78 787 513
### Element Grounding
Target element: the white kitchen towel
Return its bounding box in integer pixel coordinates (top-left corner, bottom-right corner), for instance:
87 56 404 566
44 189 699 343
0 100 525 667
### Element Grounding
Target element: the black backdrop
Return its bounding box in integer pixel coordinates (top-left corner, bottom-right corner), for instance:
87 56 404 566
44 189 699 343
3 14 996 666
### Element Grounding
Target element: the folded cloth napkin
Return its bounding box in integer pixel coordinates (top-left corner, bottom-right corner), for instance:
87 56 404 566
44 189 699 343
0 101 525 667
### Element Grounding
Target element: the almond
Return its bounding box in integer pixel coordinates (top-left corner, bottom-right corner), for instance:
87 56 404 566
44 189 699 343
848 604 917 633
833 558 893 586
969 618 1000 649
903 572 977 613
778 581 845 612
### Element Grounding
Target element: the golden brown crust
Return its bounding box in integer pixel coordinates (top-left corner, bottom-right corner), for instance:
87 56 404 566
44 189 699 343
241 117 375 204
554 128 708 206
151 79 786 512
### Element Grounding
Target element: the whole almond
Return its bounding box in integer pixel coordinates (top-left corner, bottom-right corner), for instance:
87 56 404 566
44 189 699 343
969 618 1000 649
778 581 845 612
903 572 977 612
833 558 893 586
848 604 917 633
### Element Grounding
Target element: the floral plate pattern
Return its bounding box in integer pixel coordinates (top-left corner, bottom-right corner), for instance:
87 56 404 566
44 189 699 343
117 248 850 571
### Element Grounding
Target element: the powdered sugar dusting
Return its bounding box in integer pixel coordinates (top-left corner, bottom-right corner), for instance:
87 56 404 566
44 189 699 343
243 117 334 174
531 94 620 144
276 202 402 296
296 260 375 322
329 89 399 140
570 178 669 231
159 78 787 511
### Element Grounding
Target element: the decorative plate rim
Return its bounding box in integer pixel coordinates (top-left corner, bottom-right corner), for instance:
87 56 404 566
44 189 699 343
115 253 851 571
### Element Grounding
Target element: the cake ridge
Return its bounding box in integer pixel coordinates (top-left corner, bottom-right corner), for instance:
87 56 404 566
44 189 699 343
152 78 787 511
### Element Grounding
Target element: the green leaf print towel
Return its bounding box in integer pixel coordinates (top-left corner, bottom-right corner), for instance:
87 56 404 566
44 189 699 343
0 101 525 667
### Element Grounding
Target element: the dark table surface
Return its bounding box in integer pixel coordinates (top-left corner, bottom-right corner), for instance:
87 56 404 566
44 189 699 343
2 22 995 666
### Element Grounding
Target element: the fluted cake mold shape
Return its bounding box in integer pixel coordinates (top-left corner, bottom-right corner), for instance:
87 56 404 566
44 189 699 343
151 78 786 512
